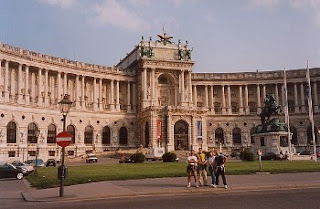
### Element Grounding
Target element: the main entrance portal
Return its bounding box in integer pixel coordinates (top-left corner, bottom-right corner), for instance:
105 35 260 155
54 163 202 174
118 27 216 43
174 120 189 150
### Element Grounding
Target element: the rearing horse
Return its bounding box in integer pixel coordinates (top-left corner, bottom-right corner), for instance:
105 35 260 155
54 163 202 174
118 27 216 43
259 94 281 124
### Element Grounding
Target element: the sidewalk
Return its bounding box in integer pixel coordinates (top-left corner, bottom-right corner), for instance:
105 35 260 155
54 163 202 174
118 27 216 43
22 172 320 202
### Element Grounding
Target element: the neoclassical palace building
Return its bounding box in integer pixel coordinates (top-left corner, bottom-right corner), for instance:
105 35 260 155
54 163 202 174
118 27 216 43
0 34 319 162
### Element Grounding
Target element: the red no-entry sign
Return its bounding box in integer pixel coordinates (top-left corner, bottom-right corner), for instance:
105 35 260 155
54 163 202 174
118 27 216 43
56 131 72 147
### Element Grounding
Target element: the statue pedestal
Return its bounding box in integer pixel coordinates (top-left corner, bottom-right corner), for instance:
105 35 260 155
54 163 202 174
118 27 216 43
253 131 295 155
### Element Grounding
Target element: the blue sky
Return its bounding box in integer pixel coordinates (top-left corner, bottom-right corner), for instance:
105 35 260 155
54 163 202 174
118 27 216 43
1 0 320 73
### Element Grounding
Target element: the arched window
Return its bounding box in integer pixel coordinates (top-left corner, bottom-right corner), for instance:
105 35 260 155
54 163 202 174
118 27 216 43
215 128 224 144
28 123 38 143
290 126 298 145
84 126 93 144
47 124 56 143
158 74 169 84
145 122 150 147
119 127 128 145
67 125 76 144
7 121 17 143
307 126 318 144
232 127 242 144
102 126 110 145
250 127 256 144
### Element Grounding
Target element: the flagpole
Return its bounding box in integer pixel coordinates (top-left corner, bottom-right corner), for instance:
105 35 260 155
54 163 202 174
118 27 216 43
306 60 317 162
283 68 292 161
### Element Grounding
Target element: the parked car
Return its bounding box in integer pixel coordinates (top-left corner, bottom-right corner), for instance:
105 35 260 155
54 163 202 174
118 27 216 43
11 161 34 173
86 154 98 163
46 159 56 167
25 159 45 167
0 163 28 180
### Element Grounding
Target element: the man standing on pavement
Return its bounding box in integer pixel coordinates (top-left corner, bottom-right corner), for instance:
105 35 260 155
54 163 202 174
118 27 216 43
215 151 228 189
197 148 208 186
187 150 199 188
208 150 217 188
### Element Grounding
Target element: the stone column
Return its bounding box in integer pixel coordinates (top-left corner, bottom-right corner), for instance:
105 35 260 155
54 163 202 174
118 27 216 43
262 84 266 99
227 85 232 114
180 70 185 104
281 84 286 112
151 68 155 105
75 74 80 109
63 73 68 96
239 85 243 114
127 82 131 112
244 85 249 114
93 77 97 111
204 85 208 108
116 80 120 111
300 83 306 112
10 65 15 99
17 63 23 104
188 71 192 104
142 68 147 100
99 78 103 111
37 68 42 106
166 114 173 151
4 60 9 102
274 84 279 104
132 83 137 112
256 84 261 113
193 85 197 107
313 82 319 112
44 69 49 106
110 80 114 111
50 76 55 105
25 65 30 104
57 72 61 105
210 85 215 114
222 85 226 114
294 83 299 113
81 76 85 110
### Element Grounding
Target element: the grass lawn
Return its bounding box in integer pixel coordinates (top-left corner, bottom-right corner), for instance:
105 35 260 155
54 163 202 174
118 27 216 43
26 161 320 189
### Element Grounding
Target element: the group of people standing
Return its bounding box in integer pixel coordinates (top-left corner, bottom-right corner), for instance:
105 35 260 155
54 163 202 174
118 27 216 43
186 148 228 189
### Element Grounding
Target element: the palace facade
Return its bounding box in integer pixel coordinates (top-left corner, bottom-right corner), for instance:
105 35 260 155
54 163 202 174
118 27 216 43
0 35 319 162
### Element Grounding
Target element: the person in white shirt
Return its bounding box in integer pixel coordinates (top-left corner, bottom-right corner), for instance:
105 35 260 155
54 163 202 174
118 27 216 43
186 150 199 188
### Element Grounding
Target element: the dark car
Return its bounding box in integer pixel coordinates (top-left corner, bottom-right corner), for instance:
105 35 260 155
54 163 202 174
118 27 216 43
0 163 28 180
46 159 56 167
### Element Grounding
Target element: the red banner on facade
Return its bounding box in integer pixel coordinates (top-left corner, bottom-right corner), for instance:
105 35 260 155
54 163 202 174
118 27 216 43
157 119 162 140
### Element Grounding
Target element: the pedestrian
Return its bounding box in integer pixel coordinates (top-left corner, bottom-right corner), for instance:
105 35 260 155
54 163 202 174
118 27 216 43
207 150 216 188
215 151 228 189
186 150 199 188
197 148 208 186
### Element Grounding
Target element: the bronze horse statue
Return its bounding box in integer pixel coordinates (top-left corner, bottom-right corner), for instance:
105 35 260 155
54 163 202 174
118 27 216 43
259 94 281 124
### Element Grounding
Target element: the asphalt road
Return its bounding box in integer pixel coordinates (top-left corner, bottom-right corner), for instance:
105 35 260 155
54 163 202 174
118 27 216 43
3 186 320 209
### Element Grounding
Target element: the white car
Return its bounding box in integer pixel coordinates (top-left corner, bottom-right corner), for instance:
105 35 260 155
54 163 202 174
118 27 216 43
12 161 34 173
86 154 98 163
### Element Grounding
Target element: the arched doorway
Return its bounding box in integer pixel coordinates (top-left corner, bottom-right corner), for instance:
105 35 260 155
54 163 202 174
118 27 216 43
174 120 189 150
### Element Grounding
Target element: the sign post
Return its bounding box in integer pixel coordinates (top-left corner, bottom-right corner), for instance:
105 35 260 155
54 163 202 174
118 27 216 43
56 131 72 197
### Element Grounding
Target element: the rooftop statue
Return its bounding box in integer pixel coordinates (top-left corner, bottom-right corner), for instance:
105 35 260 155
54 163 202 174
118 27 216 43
260 94 281 124
157 32 173 45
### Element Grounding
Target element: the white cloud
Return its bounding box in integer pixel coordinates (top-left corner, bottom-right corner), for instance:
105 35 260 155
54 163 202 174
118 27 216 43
203 12 215 23
90 0 147 31
249 0 280 8
38 0 76 9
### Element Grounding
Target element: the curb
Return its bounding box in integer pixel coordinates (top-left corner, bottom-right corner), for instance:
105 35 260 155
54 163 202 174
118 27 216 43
21 183 320 203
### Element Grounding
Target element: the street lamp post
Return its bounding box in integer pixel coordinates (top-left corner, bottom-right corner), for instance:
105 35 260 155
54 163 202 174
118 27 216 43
34 129 40 175
58 94 73 197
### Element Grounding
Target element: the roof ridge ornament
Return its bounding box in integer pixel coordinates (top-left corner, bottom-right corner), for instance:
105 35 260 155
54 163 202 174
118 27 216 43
157 29 174 45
